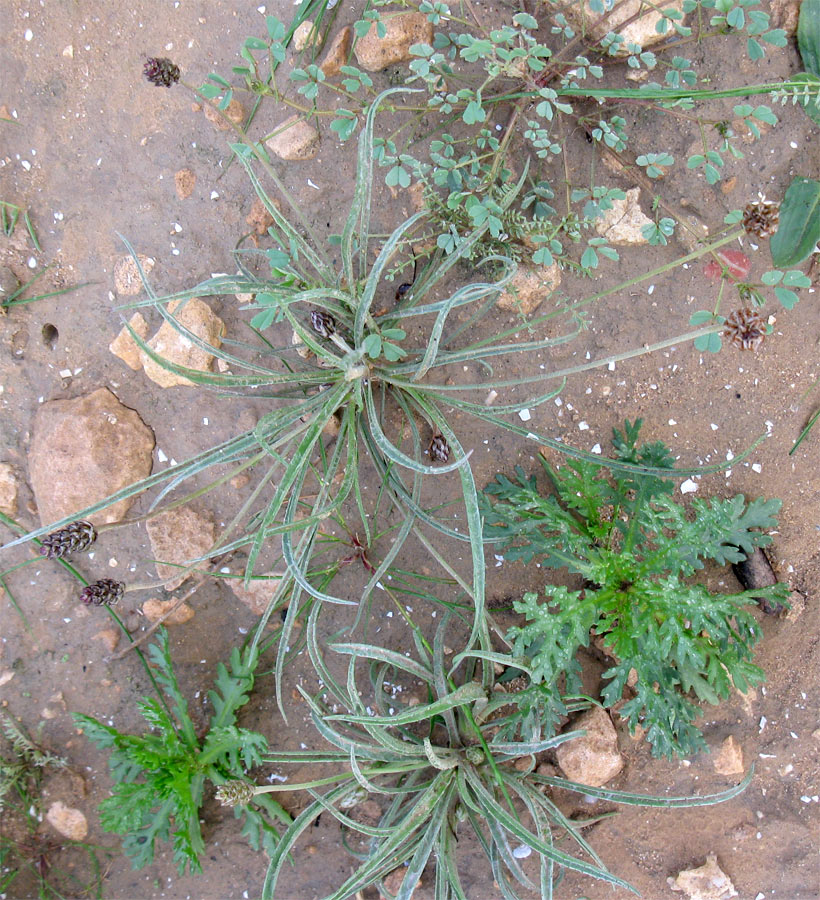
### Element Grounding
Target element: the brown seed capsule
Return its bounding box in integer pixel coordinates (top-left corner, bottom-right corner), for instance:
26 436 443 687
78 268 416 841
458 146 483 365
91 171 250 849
40 521 97 558
143 57 180 88
80 579 125 607
722 307 766 351
310 309 336 338
429 434 450 463
742 198 779 239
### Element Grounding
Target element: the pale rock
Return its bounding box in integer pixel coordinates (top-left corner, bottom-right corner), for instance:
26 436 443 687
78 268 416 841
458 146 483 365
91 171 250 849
354 13 433 72
28 388 154 526
496 263 561 316
594 188 652 244
114 254 154 296
266 115 321 161
46 802 88 841
109 312 149 371
142 597 195 624
203 97 245 131
0 670 14 687
0 463 18 516
228 572 286 616
320 26 353 77
668 854 738 900
92 628 120 653
141 298 225 388
712 736 744 776
174 168 196 199
292 19 319 51
145 505 216 590
768 0 801 34
562 1 686 54
555 706 624 787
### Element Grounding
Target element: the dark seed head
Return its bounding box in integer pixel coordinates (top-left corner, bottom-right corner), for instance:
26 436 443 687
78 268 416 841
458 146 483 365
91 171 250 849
40 521 97 559
80 579 125 607
723 307 766 351
143 57 180 88
310 309 336 338
395 282 413 301
742 198 779 239
429 434 450 463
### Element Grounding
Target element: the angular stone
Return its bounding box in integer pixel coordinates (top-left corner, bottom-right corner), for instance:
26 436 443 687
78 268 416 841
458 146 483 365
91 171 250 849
141 298 225 388
46 802 88 841
29 388 155 527
203 97 245 131
114 254 154 296
354 13 433 72
0 463 18 517
145 505 216 590
228 571 286 616
496 263 562 316
712 735 744 776
555 706 624 787
142 597 195 624
562 1 686 54
594 188 653 244
109 312 149 371
292 19 319 51
668 854 738 900
266 115 320 161
320 26 353 78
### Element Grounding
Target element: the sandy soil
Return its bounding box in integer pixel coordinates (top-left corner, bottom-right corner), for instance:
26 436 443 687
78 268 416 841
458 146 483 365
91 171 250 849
0 1 818 899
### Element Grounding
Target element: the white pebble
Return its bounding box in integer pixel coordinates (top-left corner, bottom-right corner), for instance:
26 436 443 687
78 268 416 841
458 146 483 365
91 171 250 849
751 463 762 473
21 160 31 171
590 443 602 454
578 421 589 431
24 29 33 41
210 190 219 200
518 408 531 422
680 479 698 494
710 423 718 430
512 845 532 859
668 418 677 426
28 257 37 268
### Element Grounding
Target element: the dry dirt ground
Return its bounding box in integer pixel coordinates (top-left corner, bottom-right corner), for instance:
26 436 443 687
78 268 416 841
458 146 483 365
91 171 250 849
0 1 818 899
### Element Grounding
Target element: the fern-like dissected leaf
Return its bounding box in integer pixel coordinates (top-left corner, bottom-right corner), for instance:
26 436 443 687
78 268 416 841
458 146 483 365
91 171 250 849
207 644 259 729
483 420 787 758
202 725 268 771
147 629 198 748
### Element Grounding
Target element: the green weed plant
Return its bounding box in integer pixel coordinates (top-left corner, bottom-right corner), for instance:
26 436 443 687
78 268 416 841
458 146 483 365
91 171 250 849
217 611 751 899
481 420 790 758
73 628 289 874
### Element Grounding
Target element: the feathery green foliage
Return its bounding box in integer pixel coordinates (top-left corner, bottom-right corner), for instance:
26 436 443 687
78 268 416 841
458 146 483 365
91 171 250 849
74 628 289 874
481 420 790 758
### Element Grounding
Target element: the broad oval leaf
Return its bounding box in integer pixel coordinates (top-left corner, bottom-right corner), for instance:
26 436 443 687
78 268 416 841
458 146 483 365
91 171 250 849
770 176 820 267
797 0 820 77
